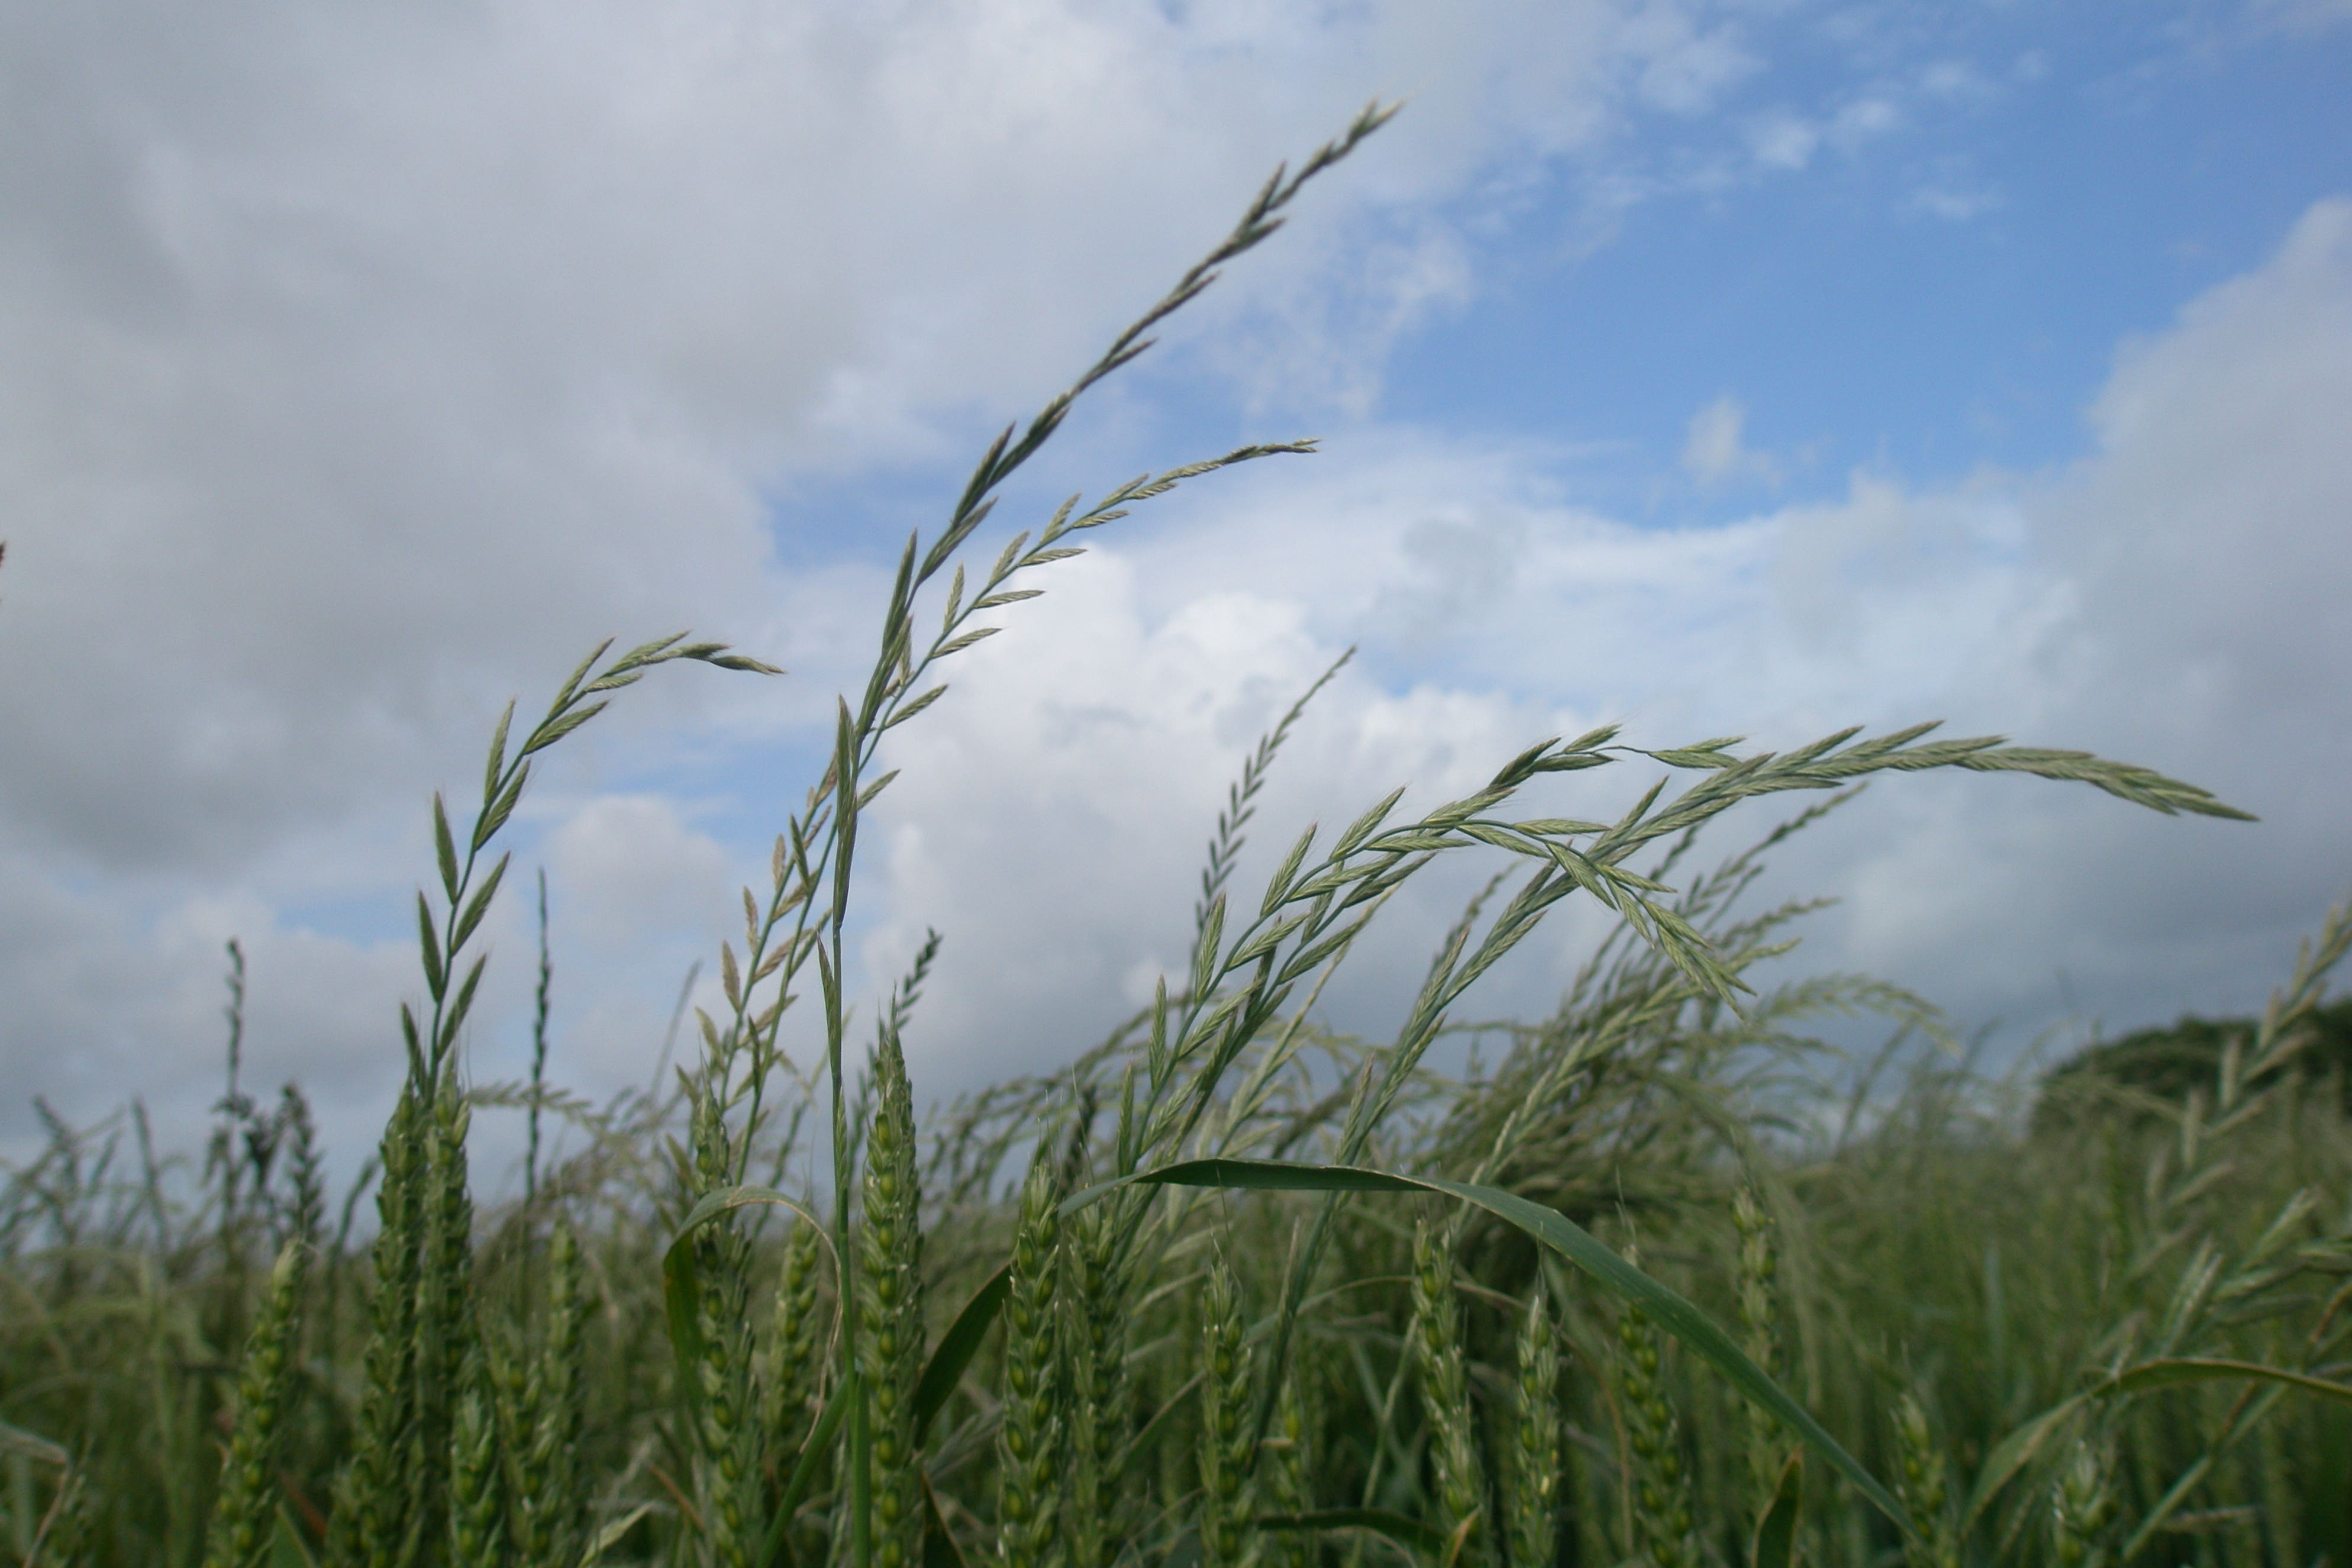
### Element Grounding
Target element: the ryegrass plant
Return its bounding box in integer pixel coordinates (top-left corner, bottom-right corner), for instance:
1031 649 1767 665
5 104 2347 1568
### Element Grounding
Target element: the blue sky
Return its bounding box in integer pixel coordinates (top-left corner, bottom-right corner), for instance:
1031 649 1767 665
1 0 2347 1186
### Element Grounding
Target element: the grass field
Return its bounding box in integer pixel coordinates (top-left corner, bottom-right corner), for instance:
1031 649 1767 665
5 107 2348 1568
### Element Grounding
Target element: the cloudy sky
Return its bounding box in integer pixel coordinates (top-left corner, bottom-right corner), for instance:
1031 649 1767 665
4 0 2348 1186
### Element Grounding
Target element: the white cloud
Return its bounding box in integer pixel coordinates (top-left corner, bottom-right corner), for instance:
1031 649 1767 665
846 198 2352 1093
1905 183 2002 221
0 0 1743 1152
1680 395 1781 488
1 0 2343 1169
1747 110 1821 171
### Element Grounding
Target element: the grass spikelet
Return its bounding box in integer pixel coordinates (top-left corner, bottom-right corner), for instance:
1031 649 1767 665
1409 1220 1483 1567
859 1028 926 1568
1197 1251 1254 1568
764 1215 825 1483
507 1224 585 1568
201 1240 306 1568
2050 1440 2117 1568
1508 1283 1561 1568
1064 1199 1132 1568
996 1151 1063 1568
449 1351 506 1568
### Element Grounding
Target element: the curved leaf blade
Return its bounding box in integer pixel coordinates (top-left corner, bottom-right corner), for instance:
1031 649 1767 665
914 1263 1011 1443
1066 1157 1908 1535
2099 1357 2352 1405
1256 1509 1447 1558
663 1184 822 1409
1961 1392 2088 1531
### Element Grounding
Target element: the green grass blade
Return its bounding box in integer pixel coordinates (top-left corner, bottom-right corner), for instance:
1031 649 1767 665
921 1472 973 1568
1961 1392 2088 1531
1750 1451 1802 1568
0 1421 67 1467
1066 1157 1910 1535
1255 1509 1447 1557
763 1376 854 1568
2099 1357 2352 1405
271 1504 321 1568
914 1263 1010 1444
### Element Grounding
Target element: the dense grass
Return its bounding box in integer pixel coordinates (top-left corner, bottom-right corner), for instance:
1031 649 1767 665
6 108 2349 1568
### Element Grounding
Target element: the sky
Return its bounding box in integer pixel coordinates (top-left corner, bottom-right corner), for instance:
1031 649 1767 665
3 0 2349 1191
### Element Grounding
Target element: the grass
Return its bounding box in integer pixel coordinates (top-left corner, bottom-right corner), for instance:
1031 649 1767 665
5 105 2350 1568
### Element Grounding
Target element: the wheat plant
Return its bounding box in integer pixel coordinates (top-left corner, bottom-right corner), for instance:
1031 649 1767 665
7 103 2349 1568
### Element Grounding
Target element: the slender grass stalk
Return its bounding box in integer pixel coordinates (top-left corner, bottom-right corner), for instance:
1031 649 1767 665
28 1462 91 1568
1730 1188 1782 1520
527 869 553 1208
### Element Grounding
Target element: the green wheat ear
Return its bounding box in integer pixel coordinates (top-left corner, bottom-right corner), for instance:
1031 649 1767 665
1409 1220 1484 1568
449 1350 506 1568
859 1026 926 1568
508 1223 587 1568
764 1214 825 1484
996 1150 1064 1568
686 1087 760 1568
328 1085 426 1568
1892 1393 1958 1568
1612 1257 1697 1568
1064 1193 1134 1568
1262 1373 1316 1568
2050 1440 2118 1568
1196 1251 1254 1568
201 1240 307 1568
1508 1283 1563 1568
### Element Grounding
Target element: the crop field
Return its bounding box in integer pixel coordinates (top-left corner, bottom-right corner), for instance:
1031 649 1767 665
5 109 2350 1568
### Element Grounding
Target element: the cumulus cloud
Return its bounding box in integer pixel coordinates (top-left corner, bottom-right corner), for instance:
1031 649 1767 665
0 0 1788 1156
852 198 2352 1090
1 0 2343 1170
